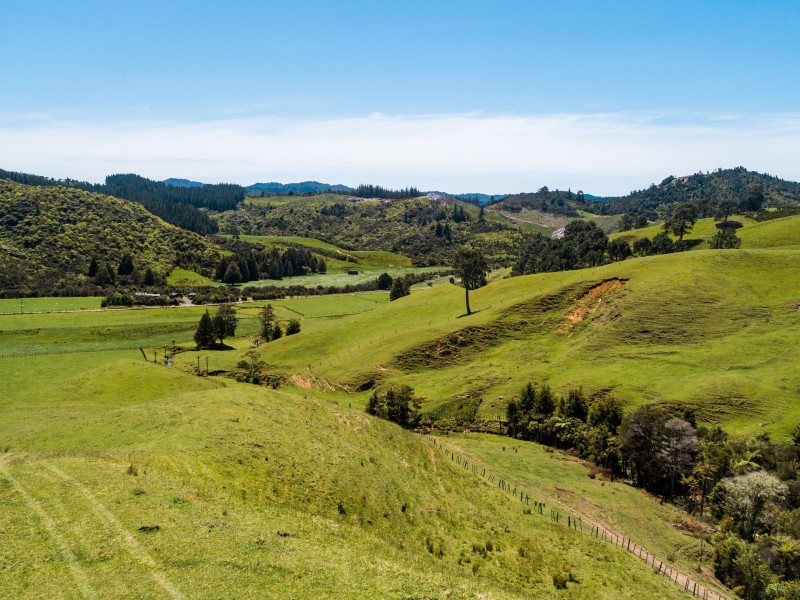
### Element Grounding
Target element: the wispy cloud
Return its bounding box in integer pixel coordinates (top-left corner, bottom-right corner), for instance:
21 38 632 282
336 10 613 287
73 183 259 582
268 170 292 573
1 112 799 194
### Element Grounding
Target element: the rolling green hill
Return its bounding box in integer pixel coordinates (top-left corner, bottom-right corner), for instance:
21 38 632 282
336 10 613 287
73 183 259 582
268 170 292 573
0 308 707 599
8 212 800 595
217 194 516 266
0 180 220 292
235 215 800 438
4 177 800 598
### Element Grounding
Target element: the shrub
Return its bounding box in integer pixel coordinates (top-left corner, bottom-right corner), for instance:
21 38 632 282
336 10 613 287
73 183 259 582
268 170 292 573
285 319 301 335
553 573 569 589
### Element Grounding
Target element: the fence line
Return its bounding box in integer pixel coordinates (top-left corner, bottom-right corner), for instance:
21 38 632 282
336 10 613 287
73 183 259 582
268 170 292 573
427 436 727 600
0 342 150 359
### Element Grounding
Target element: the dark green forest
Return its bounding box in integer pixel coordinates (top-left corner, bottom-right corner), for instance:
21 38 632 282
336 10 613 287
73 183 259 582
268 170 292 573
591 167 800 219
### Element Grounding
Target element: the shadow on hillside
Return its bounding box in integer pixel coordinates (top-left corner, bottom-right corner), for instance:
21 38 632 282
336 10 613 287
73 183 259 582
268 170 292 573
210 343 236 351
456 309 485 319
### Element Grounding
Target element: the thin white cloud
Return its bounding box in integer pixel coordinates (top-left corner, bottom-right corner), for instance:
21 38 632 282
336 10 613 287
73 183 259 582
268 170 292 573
1 112 799 195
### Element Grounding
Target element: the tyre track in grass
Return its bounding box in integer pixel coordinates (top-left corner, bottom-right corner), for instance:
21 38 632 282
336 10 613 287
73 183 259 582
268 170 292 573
0 455 94 598
43 463 185 600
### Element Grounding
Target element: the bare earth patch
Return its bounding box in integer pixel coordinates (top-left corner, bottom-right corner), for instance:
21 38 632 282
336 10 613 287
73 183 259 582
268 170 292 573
558 278 627 333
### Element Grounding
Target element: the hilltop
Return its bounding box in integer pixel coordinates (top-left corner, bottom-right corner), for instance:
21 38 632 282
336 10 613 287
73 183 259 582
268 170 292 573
594 167 800 218
0 180 220 292
162 178 205 188
247 180 353 195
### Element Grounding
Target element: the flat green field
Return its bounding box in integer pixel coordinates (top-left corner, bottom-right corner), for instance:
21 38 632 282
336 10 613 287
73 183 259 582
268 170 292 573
0 297 103 314
243 266 442 289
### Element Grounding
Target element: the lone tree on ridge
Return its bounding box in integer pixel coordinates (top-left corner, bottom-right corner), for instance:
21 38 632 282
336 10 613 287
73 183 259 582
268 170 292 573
452 246 488 315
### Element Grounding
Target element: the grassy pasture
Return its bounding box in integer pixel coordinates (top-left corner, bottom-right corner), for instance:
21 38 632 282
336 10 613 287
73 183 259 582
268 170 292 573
445 433 723 588
3 217 800 596
0 296 103 314
243 246 800 437
236 233 342 251
486 207 623 235
0 355 691 598
609 213 800 250
242 266 443 289
166 267 218 286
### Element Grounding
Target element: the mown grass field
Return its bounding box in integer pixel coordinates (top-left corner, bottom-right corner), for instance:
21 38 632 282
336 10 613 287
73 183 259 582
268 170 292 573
0 297 103 314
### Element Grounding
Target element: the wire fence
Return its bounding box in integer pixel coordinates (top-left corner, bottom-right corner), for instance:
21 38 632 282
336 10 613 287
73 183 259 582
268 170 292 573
427 436 727 600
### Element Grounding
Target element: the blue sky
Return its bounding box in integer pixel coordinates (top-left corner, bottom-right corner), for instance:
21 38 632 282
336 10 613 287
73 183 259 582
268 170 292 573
2 0 799 194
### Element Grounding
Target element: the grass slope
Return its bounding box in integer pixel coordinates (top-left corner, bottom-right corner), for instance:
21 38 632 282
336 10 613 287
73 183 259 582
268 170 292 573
611 213 800 251
0 180 220 289
243 243 800 437
4 210 798 596
0 353 689 598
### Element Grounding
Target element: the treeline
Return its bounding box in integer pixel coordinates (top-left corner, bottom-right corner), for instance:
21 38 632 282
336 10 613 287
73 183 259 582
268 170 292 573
512 221 632 275
101 291 179 307
349 184 421 199
101 174 244 234
213 243 326 284
105 174 244 212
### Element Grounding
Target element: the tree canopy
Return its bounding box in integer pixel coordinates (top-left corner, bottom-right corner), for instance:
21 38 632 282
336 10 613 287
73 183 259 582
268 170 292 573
452 246 488 315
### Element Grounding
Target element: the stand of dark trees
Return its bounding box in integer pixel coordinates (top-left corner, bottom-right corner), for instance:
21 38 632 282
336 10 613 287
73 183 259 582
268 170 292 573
366 385 420 428
101 291 180 307
347 184 421 199
213 243 326 284
512 221 630 275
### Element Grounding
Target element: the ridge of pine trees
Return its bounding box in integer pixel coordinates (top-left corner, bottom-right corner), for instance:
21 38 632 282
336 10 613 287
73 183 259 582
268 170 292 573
348 184 421 199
